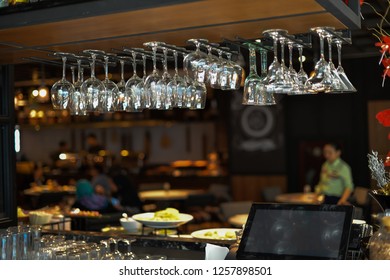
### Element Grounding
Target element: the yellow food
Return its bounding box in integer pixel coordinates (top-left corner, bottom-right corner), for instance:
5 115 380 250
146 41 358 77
17 207 28 218
151 208 180 221
203 230 236 239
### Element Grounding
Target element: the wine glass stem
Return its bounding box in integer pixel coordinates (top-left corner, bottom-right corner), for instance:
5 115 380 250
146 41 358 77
260 49 267 76
337 42 342 67
61 56 67 80
163 48 168 74
132 52 137 76
227 53 232 61
273 36 278 62
288 44 293 68
120 60 125 81
298 46 303 70
327 37 333 63
90 54 96 78
77 59 82 83
218 49 222 59
152 46 157 74
173 51 179 76
280 41 285 66
71 66 75 84
249 46 257 75
142 55 146 79
104 57 109 79
319 34 325 60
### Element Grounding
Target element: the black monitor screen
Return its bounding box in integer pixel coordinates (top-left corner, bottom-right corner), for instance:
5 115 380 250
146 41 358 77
237 203 353 260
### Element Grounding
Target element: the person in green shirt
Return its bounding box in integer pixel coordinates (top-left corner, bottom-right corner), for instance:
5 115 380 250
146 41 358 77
315 143 354 205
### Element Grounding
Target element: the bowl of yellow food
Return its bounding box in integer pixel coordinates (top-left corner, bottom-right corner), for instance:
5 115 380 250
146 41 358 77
29 211 53 225
132 208 193 228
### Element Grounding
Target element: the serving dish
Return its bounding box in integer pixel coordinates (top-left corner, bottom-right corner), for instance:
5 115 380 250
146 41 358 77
132 212 193 228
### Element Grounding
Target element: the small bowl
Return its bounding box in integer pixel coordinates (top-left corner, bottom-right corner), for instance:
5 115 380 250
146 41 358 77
29 211 53 225
120 217 142 233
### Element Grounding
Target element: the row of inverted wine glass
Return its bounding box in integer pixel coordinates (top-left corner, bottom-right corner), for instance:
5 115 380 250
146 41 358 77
264 27 356 94
50 48 210 114
242 28 356 105
184 39 243 91
39 237 138 260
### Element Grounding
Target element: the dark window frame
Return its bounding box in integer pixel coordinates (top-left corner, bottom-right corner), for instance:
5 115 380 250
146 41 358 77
0 65 16 228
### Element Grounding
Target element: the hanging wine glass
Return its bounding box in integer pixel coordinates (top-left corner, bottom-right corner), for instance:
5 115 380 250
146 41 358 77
182 52 192 109
242 44 262 105
257 48 276 105
125 48 143 112
334 38 357 92
296 45 309 94
184 39 209 83
263 29 286 94
219 51 233 91
144 42 162 109
101 53 119 113
134 53 147 110
205 43 222 89
115 56 128 111
68 56 87 115
81 50 105 112
305 27 333 93
156 46 173 110
220 51 243 91
50 53 75 110
167 49 186 108
278 36 293 94
70 66 76 84
325 33 349 93
286 39 300 95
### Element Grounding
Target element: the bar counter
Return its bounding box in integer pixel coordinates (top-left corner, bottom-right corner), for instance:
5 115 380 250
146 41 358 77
43 229 235 260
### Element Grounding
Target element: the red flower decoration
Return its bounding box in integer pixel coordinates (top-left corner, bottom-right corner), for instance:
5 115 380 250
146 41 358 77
344 0 364 5
375 36 390 54
381 58 390 86
376 109 390 127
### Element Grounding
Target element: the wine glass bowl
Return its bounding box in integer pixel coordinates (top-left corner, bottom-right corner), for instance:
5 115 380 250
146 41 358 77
305 27 334 93
68 55 87 115
80 50 106 112
101 53 119 113
50 52 75 110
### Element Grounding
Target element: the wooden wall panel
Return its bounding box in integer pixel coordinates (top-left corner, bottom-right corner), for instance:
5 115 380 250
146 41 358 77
230 175 287 202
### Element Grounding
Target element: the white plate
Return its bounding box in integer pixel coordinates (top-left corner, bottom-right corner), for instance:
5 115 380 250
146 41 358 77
191 228 239 240
132 212 193 229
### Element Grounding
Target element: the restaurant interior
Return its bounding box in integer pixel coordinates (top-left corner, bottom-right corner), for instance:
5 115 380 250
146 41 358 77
1 0 390 260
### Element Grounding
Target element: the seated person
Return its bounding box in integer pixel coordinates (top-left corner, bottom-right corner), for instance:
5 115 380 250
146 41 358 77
89 164 118 198
110 168 143 214
72 179 123 214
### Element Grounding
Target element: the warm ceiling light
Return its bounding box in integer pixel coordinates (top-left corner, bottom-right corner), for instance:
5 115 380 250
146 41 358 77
38 87 48 98
29 110 37 118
